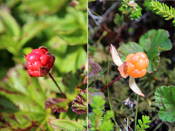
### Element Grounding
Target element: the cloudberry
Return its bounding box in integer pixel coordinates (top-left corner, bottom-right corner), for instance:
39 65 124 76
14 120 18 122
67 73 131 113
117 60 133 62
25 47 55 77
118 52 149 78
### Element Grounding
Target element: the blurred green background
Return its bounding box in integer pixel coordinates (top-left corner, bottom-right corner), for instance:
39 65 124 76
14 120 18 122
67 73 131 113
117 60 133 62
0 0 87 130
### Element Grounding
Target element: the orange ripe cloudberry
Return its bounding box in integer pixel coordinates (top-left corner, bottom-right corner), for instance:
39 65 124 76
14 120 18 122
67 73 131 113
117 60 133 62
25 47 55 77
118 52 149 78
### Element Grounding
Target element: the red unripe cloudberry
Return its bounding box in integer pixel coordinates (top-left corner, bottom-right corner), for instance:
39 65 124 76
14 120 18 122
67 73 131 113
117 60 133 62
25 47 55 77
118 52 149 78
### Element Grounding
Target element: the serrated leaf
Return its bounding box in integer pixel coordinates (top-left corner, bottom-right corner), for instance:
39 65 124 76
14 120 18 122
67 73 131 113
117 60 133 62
155 86 175 122
19 21 49 49
0 8 21 40
44 8 87 45
136 115 151 131
47 36 68 55
58 8 87 45
0 65 48 129
139 29 172 52
19 0 68 15
0 94 19 113
0 35 17 54
49 119 84 130
139 29 172 72
55 46 86 73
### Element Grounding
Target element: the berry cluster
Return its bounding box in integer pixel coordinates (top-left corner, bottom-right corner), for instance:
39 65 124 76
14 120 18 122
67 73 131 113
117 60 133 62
25 47 55 77
119 52 149 78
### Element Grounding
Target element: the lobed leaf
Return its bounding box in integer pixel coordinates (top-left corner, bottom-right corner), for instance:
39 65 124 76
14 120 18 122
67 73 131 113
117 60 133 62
155 86 175 122
118 42 144 61
49 119 84 130
139 29 172 72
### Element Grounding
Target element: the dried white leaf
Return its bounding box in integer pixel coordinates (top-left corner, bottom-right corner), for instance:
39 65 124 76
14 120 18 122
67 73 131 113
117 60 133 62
110 44 123 66
129 77 144 97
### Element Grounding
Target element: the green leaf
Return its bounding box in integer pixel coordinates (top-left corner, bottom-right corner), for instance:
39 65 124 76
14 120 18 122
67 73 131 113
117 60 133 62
58 8 87 45
0 20 5 33
76 0 87 10
55 46 86 73
19 0 69 15
0 35 17 54
89 95 115 131
139 29 172 72
91 95 105 109
0 94 19 113
0 65 48 129
19 21 49 49
118 42 144 60
49 119 84 130
119 0 142 20
155 86 175 122
139 29 172 53
44 8 87 45
136 115 151 131
0 8 21 40
99 120 114 131
47 36 68 55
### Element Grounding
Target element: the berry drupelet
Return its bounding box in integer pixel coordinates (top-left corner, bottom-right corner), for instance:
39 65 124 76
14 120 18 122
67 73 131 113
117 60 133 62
25 47 55 77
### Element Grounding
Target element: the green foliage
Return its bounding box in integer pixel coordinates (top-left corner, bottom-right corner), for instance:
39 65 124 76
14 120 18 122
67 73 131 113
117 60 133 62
0 0 87 75
0 2 87 57
19 0 69 16
136 115 151 131
114 14 124 26
88 1 175 130
88 0 95 2
49 119 84 130
89 95 114 131
155 86 175 122
119 0 142 20
118 29 172 73
118 42 144 61
139 29 172 72
0 65 86 130
144 0 175 25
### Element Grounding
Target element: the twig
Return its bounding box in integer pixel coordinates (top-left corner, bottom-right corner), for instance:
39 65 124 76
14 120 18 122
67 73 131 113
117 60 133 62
153 122 163 131
89 1 120 40
88 9 102 25
100 1 119 24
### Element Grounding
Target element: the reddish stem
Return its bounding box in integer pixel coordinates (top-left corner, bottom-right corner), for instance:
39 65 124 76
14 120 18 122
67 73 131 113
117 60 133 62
102 75 121 91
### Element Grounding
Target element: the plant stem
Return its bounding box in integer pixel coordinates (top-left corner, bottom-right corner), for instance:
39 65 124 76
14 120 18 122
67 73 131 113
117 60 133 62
105 58 122 130
107 88 120 130
134 95 139 131
48 73 66 98
102 75 121 91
